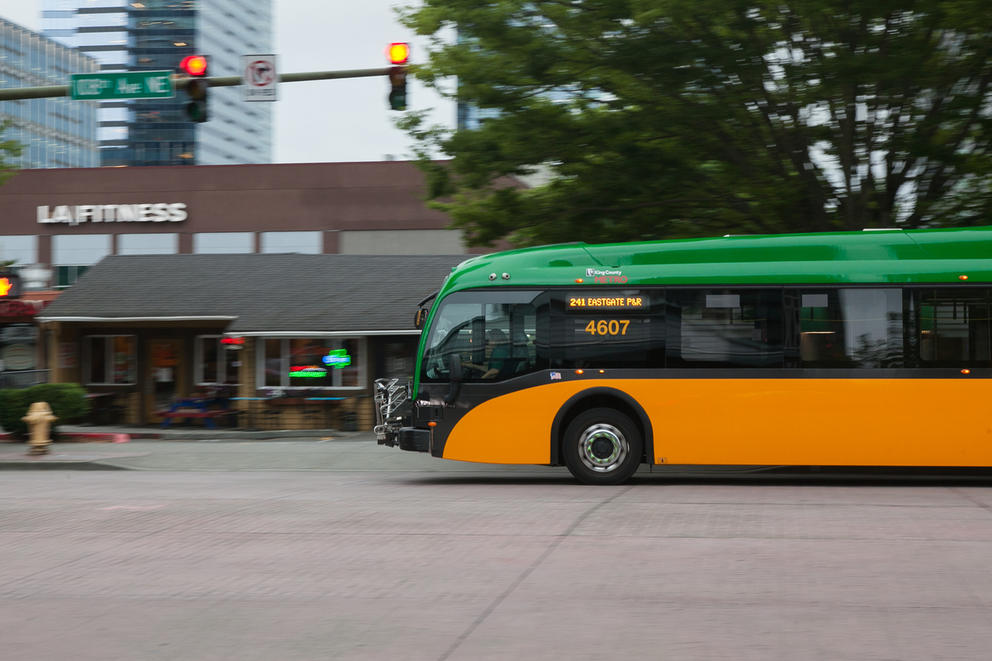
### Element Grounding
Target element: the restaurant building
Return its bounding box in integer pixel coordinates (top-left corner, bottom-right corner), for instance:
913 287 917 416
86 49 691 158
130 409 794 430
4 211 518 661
0 161 500 427
37 253 463 428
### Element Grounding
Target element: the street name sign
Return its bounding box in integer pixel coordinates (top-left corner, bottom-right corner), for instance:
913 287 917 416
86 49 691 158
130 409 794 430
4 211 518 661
70 71 174 101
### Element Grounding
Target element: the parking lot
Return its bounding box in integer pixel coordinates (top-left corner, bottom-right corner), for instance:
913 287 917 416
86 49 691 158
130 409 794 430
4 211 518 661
3 439 992 660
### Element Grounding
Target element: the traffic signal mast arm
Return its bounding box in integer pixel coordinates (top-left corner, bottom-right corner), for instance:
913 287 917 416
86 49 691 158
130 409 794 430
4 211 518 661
182 66 395 90
0 67 397 101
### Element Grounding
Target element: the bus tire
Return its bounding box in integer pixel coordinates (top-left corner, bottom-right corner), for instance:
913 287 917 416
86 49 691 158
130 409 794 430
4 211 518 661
563 408 642 485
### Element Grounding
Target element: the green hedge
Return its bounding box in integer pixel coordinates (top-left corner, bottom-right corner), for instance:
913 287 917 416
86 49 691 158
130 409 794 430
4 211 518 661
0 383 90 439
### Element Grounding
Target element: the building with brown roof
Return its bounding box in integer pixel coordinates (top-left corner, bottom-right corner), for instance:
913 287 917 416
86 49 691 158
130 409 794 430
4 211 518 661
38 253 465 429
0 161 503 428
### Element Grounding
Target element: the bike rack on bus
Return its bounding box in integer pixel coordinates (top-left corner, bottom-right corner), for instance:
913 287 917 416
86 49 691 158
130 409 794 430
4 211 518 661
373 377 410 444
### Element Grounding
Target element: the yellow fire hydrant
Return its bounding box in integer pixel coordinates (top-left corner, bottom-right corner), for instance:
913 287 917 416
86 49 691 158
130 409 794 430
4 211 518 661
23 402 57 456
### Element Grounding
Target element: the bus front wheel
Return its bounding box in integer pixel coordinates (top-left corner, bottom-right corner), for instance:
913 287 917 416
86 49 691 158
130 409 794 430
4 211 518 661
563 408 642 485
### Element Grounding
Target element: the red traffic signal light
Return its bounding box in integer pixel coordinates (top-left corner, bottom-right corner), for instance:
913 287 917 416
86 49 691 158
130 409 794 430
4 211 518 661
387 43 409 110
387 42 410 65
179 54 209 122
0 271 21 299
180 54 208 77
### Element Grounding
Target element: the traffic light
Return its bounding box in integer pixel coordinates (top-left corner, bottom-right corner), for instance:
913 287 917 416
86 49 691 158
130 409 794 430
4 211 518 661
0 270 21 299
387 42 409 111
180 54 209 122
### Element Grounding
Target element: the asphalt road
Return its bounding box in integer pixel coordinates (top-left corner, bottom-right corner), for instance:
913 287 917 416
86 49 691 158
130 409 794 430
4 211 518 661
3 438 992 660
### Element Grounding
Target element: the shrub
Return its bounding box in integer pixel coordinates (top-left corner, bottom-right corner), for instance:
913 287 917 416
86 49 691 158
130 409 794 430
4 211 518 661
0 383 90 439
0 388 27 437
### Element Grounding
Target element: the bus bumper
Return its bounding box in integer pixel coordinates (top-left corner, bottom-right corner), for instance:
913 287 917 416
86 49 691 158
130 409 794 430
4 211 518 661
399 427 430 453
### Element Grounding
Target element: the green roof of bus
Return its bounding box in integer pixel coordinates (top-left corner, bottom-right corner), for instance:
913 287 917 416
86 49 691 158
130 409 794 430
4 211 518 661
439 226 992 296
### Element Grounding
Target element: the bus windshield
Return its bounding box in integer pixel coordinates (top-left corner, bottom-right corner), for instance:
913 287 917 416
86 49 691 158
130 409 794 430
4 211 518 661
422 290 544 382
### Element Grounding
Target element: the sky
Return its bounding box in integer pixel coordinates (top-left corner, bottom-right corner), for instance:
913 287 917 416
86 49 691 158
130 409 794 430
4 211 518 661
0 0 454 164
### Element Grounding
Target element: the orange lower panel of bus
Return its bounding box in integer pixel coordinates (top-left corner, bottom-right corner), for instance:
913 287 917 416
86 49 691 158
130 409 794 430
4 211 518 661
441 378 992 467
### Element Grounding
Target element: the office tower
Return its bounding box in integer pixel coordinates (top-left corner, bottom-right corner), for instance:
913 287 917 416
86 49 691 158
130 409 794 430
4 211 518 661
0 16 99 168
42 0 272 166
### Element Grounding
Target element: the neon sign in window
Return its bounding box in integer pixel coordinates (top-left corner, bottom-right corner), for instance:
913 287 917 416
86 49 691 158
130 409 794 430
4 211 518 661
322 349 352 369
267 338 363 389
289 365 328 378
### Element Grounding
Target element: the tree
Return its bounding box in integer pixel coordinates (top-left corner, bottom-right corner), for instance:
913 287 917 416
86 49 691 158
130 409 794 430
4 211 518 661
400 0 992 246
0 120 22 189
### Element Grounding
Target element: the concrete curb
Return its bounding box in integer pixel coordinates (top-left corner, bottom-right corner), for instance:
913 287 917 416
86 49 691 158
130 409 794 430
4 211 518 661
0 451 137 470
52 426 363 442
60 432 133 443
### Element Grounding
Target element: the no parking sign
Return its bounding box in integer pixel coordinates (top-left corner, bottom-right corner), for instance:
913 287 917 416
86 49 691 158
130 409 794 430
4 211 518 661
242 54 277 101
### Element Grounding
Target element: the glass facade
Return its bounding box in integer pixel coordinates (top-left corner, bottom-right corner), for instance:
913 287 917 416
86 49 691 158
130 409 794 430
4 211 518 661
42 0 272 166
196 0 273 165
119 1 197 167
0 17 99 168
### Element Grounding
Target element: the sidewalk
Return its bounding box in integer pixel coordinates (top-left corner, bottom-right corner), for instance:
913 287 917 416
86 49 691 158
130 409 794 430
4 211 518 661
0 423 375 470
57 422 352 442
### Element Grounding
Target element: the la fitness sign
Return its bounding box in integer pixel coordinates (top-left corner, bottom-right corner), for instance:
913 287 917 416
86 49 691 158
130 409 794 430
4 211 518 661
37 203 188 226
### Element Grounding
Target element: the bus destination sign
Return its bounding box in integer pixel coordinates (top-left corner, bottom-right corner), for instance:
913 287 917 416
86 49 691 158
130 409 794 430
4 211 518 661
567 293 646 310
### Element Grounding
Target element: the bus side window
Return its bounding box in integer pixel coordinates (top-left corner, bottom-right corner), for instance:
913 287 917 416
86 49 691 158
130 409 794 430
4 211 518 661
798 289 904 368
508 304 538 376
668 289 783 368
917 289 991 365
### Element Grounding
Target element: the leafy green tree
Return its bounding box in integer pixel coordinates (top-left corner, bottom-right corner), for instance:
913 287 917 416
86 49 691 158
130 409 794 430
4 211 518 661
0 120 22 189
400 0 992 246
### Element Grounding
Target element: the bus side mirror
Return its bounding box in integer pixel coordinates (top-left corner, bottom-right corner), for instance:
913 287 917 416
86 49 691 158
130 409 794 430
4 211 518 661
444 354 462 405
414 308 427 329
447 353 462 383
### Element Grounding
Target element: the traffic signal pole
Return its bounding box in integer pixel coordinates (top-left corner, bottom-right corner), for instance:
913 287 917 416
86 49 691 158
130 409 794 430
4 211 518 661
0 67 395 101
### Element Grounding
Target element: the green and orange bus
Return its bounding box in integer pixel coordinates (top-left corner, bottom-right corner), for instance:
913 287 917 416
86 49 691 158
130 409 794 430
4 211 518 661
375 226 992 484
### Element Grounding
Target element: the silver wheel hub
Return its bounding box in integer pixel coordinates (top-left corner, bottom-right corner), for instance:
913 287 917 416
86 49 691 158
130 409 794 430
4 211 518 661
578 423 628 473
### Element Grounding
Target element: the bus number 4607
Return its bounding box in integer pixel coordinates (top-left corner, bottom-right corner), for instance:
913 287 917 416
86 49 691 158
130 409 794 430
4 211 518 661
584 319 629 336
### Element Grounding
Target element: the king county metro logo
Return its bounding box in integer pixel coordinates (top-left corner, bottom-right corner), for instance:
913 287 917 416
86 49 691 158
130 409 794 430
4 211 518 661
584 268 627 283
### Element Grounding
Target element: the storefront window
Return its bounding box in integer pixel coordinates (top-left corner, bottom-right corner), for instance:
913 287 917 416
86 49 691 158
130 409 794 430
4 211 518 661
118 233 179 255
193 232 254 254
338 338 360 387
264 338 282 387
195 335 240 385
261 231 322 254
258 337 364 390
85 335 136 385
55 265 89 288
53 234 112 266
382 340 416 378
0 236 38 265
